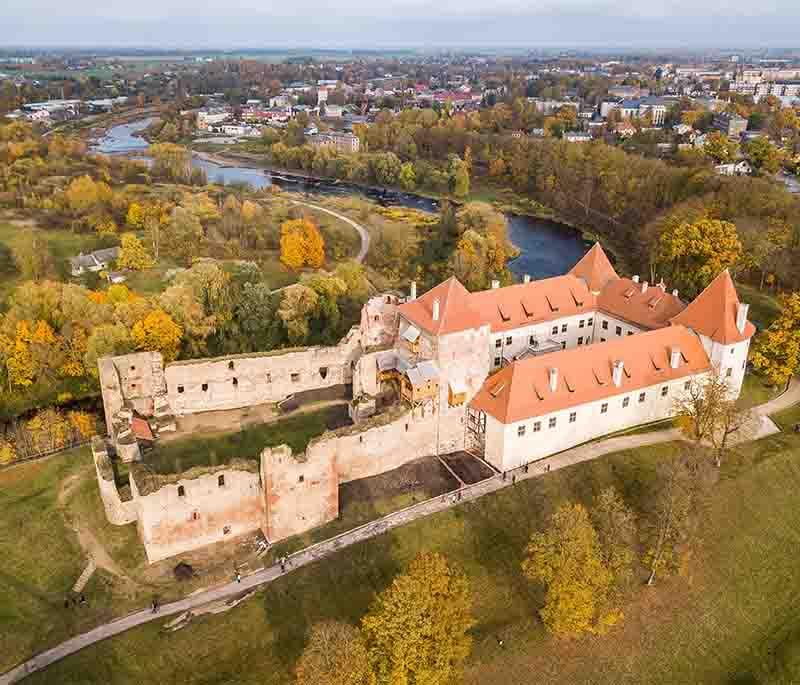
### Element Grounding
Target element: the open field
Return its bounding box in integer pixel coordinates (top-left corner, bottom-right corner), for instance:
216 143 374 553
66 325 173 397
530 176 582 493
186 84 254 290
6 394 799 685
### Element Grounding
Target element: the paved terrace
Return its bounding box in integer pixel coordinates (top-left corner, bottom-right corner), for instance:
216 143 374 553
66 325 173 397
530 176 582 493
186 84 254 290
3 379 798 684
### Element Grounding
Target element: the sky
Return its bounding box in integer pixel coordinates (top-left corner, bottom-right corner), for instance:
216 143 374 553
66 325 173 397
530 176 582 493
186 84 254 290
4 0 800 49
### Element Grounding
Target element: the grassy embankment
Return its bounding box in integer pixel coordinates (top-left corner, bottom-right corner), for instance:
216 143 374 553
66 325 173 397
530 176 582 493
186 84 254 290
6 400 800 685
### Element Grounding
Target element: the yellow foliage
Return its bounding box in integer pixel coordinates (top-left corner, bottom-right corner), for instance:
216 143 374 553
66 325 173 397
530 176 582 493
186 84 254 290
280 218 325 270
68 411 97 439
117 233 155 271
0 440 16 465
132 308 183 362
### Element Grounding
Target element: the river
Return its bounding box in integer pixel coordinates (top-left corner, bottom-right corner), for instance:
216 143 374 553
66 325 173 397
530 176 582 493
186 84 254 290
93 119 590 280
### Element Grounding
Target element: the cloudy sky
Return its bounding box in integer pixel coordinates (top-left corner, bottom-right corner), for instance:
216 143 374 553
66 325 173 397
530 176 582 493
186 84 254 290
4 0 799 48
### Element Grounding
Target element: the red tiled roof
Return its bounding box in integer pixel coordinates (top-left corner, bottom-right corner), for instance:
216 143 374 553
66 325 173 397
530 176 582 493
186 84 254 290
569 242 619 292
131 416 154 442
669 270 756 345
598 279 685 330
398 277 485 335
470 325 710 424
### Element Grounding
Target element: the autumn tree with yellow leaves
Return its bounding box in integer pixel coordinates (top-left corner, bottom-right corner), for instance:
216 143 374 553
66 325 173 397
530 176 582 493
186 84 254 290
752 292 800 387
295 621 375 685
523 502 618 636
362 552 474 685
117 233 155 271
280 218 325 270
132 309 183 362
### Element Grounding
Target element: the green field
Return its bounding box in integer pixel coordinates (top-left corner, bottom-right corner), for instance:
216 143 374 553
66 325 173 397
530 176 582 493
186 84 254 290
6 398 799 685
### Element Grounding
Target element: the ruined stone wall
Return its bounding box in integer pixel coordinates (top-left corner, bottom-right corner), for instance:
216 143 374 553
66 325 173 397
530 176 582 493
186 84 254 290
132 465 265 563
261 445 339 542
360 294 400 348
164 328 363 416
352 350 384 398
91 438 137 526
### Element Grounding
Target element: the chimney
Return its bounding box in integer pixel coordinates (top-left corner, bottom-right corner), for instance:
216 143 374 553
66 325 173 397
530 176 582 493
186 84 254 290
670 347 681 369
491 279 500 289
432 298 440 322
641 281 649 294
548 367 558 393
632 275 640 283
672 288 679 298
409 281 417 301
523 274 531 284
737 303 749 334
612 360 625 387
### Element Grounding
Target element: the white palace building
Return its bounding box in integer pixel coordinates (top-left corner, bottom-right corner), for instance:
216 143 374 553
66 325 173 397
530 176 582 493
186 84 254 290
390 243 755 471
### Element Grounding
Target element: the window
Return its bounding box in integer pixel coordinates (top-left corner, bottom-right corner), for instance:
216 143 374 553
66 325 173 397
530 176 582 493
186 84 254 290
601 403 608 414
359 436 363 443
684 381 691 390
588 318 593 327
579 319 585 328
218 475 225 487
518 425 526 437
569 412 577 423
730 347 735 354
549 417 557 429
177 385 184 394
561 324 568 333
601 337 607 342
602 320 608 330
495 339 502 348
638 392 646 403
661 386 669 397
533 421 541 432
228 361 235 370
178 485 185 497
298 475 304 483
529 335 536 345
506 336 512 345
742 360 746 370
266 373 272 383
130 365 136 371
494 356 501 367
191 511 199 521
131 383 137 390
374 315 379 322
578 336 584 346
561 342 566 350
201 383 208 392
622 397 630 408
616 325 622 336
627 331 634 336
726 368 733 377
291 372 300 383
552 325 558 335
223 525 231 535
232 377 238 386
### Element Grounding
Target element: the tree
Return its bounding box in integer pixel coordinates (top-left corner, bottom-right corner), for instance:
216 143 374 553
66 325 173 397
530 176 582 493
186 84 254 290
673 371 730 445
656 217 742 298
448 156 470 198
163 206 203 266
131 309 182 362
745 136 784 175
278 284 319 344
703 131 739 164
522 503 616 636
126 201 146 230
710 399 754 468
362 552 473 685
645 453 694 585
117 233 154 271
84 323 134 377
11 230 53 281
280 218 325 270
591 488 637 588
752 292 800 386
295 621 375 685
399 162 416 191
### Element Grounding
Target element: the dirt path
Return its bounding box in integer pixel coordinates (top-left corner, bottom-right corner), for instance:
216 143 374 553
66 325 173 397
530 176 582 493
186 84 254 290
4 380 799 684
57 471 136 587
289 198 371 263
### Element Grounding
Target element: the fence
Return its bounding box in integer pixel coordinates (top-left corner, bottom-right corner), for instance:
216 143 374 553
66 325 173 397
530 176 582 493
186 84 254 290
0 438 92 471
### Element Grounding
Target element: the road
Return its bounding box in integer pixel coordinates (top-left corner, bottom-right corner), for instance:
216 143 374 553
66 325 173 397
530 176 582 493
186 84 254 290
2 379 797 684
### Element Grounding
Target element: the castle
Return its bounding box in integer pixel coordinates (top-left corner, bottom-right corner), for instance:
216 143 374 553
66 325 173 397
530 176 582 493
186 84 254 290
94 243 754 563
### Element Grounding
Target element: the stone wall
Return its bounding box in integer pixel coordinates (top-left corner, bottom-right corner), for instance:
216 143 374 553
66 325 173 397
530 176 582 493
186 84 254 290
164 327 363 416
132 464 265 564
91 438 137 526
261 445 339 542
360 294 400 348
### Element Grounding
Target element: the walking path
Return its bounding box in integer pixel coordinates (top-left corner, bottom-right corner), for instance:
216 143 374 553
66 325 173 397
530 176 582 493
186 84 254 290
289 199 371 263
3 379 798 684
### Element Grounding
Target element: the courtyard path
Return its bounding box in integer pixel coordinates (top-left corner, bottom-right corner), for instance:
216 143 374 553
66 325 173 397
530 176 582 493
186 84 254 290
2 379 798 684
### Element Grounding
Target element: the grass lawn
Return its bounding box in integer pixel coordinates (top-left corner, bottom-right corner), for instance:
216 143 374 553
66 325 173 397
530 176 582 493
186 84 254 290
17 412 800 685
143 405 347 475
0 448 128 673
